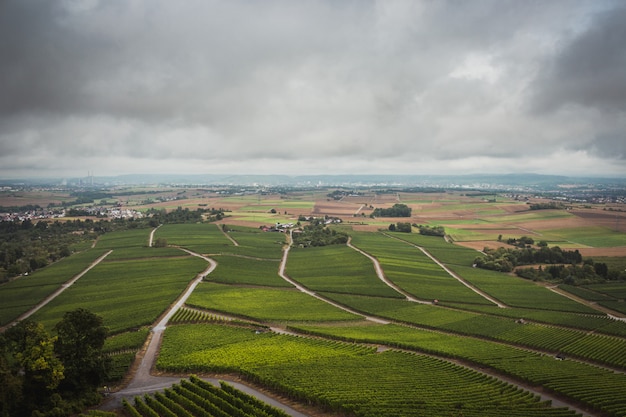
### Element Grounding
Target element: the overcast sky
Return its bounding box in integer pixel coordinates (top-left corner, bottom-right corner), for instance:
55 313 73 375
1 0 625 179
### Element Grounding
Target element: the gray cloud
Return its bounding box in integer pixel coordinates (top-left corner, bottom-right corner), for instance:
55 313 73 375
530 4 626 113
1 0 625 178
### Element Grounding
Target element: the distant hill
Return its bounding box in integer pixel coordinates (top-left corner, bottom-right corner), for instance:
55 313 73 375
2 173 625 191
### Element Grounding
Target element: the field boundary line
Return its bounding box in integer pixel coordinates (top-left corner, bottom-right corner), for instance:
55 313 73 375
347 238 430 304
547 285 626 320
384 233 508 308
1 249 113 330
218 223 239 246
124 249 217 389
278 231 389 324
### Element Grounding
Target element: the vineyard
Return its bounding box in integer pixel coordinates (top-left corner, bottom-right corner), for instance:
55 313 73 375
0 247 109 326
123 377 291 417
3 189 626 417
156 323 581 417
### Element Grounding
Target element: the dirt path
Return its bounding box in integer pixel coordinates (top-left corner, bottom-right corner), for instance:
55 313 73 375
148 225 161 247
1 250 113 331
278 231 389 324
547 285 626 320
103 240 602 417
218 223 239 246
384 233 508 308
347 238 430 304
100 248 311 417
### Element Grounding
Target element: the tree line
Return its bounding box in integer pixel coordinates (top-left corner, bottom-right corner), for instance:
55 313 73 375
0 309 110 416
473 242 624 284
371 203 412 218
292 224 349 247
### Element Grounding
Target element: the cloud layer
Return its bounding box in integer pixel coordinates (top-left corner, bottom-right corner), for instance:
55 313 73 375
1 0 625 178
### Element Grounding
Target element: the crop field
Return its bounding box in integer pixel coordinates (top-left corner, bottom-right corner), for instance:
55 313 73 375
104 245 186 260
207 255 288 287
187 282 360 322
290 322 626 416
124 377 292 417
31 255 208 332
3 188 626 416
583 282 626 299
286 245 403 298
448 265 600 313
158 323 581 417
155 223 235 254
96 228 153 249
226 226 286 258
0 248 109 326
349 232 494 304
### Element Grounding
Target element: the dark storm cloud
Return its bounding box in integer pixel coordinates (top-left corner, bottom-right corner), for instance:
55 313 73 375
531 4 626 113
0 0 625 178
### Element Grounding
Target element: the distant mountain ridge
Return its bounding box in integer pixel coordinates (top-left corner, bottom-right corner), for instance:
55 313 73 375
2 173 625 190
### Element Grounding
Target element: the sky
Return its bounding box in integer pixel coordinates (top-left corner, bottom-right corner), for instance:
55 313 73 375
1 0 625 179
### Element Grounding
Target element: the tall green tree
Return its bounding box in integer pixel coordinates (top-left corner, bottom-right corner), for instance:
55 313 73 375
54 309 110 394
0 321 64 416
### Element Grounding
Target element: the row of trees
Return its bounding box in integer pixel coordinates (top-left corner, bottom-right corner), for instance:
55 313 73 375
371 203 412 218
0 309 110 416
388 222 412 233
0 216 156 281
292 224 349 247
145 206 226 224
474 245 584 273
387 223 446 236
516 261 613 285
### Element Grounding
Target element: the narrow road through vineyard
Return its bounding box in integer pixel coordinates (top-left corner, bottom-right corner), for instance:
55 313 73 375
101 230 601 417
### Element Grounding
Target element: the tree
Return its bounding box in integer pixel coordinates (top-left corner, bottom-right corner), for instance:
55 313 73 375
153 237 168 248
396 222 412 233
1 320 64 415
54 309 110 394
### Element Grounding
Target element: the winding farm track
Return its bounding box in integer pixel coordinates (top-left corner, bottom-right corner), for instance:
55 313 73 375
278 233 389 324
274 233 602 416
9 227 604 416
100 245 310 417
347 238 429 304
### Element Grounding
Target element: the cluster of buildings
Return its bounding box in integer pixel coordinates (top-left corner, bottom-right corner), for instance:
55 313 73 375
1 206 144 223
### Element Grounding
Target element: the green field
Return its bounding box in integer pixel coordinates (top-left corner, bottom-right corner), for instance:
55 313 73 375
350 232 493 304
155 223 235 254
187 282 360 323
207 255 288 287
3 189 626 417
286 244 403 298
0 248 110 326
31 255 208 333
157 323 583 417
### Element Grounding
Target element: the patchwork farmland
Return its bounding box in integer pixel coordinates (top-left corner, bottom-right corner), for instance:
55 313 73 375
2 188 626 417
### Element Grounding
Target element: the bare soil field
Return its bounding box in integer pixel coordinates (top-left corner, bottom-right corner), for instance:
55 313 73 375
0 191 72 208
571 209 626 233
